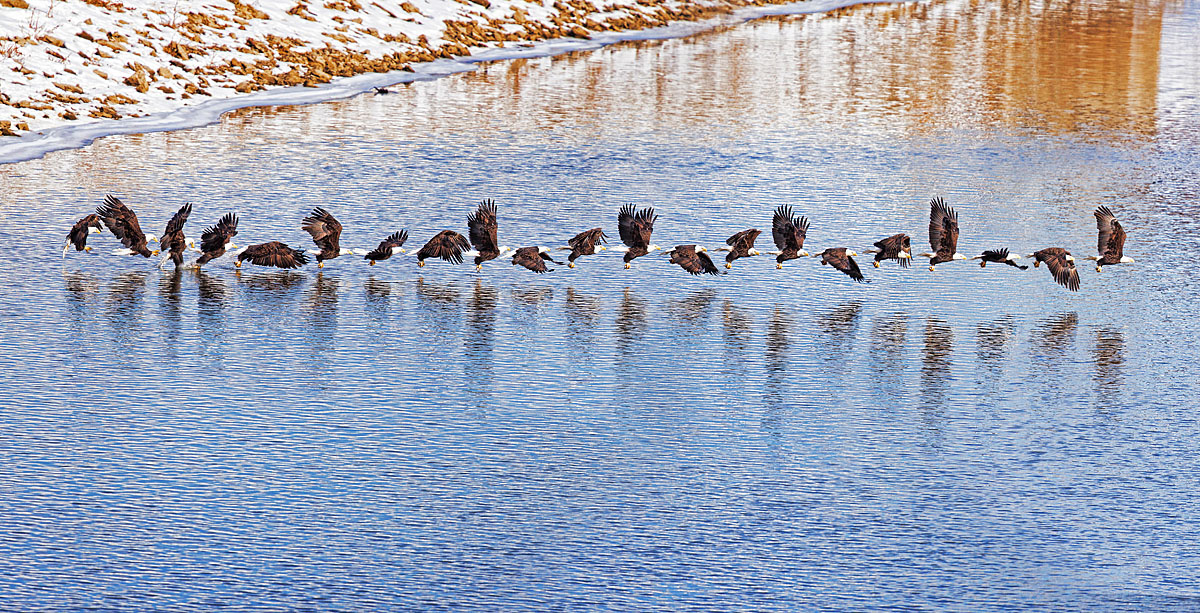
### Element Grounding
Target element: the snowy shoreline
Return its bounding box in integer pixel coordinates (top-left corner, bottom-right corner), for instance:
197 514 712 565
1 0 899 164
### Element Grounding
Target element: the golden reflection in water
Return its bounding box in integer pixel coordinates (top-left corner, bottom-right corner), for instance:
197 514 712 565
413 0 1171 138
0 0 1181 199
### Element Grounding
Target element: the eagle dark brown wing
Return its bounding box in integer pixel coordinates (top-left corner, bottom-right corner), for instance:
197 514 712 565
365 230 409 262
467 200 499 253
511 246 553 273
669 245 721 276
771 205 808 252
567 228 607 263
160 203 192 262
96 194 151 256
618 204 656 249
981 248 1008 262
302 207 342 255
725 228 762 265
928 196 959 256
873 233 911 267
568 228 607 251
197 213 238 265
1094 206 1126 263
66 214 102 251
1034 248 1080 291
416 230 471 264
726 229 760 249
238 241 309 269
822 248 867 283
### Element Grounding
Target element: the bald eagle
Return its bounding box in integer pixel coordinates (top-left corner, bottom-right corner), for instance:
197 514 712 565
96 195 157 257
866 233 911 268
415 230 471 267
235 241 309 269
724 229 761 269
820 248 867 283
973 248 1027 269
566 228 607 268
511 246 562 273
1088 206 1133 272
614 204 660 269
158 203 192 270
302 207 354 268
365 230 408 265
920 197 966 271
195 213 239 267
467 199 507 271
1031 247 1080 291
771 205 809 269
667 244 721 275
64 214 103 257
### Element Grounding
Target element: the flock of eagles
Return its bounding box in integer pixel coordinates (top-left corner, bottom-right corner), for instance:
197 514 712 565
64 196 1132 292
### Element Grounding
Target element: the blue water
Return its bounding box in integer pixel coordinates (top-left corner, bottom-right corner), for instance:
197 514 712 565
1 0 1199 609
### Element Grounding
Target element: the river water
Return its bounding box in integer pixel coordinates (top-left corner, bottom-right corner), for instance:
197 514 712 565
2 0 1199 609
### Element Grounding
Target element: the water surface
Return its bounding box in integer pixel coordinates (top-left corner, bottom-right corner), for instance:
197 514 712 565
2 0 1199 609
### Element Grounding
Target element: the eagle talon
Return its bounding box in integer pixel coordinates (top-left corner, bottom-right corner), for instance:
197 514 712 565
873 261 880 268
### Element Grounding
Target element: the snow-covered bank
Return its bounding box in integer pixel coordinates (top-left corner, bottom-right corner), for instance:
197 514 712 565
1 0 899 164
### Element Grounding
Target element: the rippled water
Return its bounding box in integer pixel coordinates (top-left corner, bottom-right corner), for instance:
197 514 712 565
2 0 1200 609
